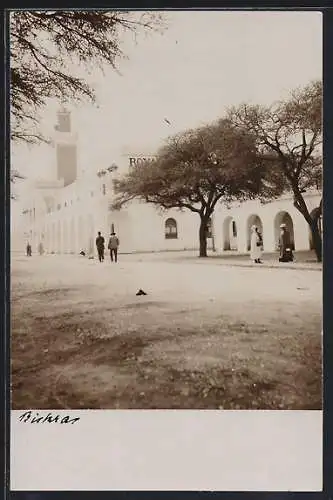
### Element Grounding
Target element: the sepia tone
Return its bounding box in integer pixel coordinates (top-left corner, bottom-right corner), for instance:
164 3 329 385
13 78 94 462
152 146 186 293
10 10 322 410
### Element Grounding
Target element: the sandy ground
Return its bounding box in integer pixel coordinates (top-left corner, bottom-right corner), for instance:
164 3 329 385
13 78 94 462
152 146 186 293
11 252 322 410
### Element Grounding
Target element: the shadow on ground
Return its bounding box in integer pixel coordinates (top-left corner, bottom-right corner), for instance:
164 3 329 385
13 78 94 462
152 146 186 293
11 285 322 410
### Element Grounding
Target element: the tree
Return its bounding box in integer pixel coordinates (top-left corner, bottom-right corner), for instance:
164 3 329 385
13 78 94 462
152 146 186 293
112 120 281 257
228 80 322 261
10 10 165 143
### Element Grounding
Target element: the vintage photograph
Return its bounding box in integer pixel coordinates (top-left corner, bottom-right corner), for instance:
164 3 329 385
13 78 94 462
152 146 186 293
10 10 322 410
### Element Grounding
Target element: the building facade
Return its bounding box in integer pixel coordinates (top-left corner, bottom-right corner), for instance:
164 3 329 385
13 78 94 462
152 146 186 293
16 110 322 257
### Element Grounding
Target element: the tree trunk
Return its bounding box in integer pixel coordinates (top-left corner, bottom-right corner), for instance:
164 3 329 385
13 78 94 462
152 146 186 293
310 219 322 263
293 190 322 263
199 217 208 257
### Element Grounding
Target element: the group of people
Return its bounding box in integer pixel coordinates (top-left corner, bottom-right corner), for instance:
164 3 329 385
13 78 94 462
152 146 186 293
25 226 293 264
95 231 120 263
250 223 294 264
25 232 120 261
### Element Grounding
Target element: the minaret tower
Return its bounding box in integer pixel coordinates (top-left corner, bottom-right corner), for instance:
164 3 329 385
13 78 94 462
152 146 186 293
54 107 78 186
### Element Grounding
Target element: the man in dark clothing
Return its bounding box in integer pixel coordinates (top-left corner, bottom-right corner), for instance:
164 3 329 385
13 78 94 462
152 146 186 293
95 231 105 262
107 232 119 263
278 224 294 262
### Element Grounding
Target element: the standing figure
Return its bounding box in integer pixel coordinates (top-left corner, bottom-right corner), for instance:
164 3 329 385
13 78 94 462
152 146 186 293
26 242 32 257
278 224 294 262
95 231 105 262
250 225 263 264
108 232 119 263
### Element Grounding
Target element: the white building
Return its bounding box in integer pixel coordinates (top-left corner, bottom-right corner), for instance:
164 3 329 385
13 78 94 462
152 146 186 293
15 109 322 257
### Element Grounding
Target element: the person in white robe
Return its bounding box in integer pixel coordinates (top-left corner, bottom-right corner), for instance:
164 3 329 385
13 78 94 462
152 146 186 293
250 225 263 263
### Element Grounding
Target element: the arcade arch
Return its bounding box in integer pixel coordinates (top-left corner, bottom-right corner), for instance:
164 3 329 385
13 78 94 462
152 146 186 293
246 214 263 251
63 220 69 253
78 215 84 251
70 217 75 253
222 216 238 251
57 220 61 253
44 227 49 252
51 223 56 253
87 214 94 255
274 211 295 250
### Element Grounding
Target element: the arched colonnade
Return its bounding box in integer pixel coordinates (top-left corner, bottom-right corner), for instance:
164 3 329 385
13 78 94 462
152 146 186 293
222 210 297 253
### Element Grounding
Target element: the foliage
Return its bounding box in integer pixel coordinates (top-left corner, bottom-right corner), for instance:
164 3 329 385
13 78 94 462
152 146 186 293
114 120 280 213
228 80 322 210
228 80 322 260
10 10 165 143
113 119 283 256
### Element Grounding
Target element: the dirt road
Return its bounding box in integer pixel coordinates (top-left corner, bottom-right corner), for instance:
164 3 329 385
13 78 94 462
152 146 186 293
11 253 322 409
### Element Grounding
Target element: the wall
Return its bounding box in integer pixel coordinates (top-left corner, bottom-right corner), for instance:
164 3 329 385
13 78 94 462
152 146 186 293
16 185 321 257
108 202 202 253
14 138 321 257
214 191 321 254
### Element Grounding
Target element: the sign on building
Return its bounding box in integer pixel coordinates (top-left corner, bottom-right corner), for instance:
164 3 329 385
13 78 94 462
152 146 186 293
128 156 156 168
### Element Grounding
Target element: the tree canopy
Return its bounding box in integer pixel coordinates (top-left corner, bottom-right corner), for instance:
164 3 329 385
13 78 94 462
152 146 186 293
113 119 283 256
228 80 322 260
10 10 165 143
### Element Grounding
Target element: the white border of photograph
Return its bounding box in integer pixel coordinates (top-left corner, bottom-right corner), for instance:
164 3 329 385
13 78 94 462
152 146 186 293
11 410 322 491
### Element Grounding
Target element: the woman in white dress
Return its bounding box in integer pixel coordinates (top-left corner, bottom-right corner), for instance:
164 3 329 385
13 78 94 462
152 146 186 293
250 225 263 264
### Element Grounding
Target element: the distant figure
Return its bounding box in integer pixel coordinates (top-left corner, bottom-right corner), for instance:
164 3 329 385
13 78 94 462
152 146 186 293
38 242 44 255
26 242 32 257
279 224 294 262
108 232 119 263
79 250 86 256
136 289 147 296
250 225 263 264
95 231 105 263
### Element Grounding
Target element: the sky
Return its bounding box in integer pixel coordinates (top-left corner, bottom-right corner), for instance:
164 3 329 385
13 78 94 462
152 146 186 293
11 10 322 217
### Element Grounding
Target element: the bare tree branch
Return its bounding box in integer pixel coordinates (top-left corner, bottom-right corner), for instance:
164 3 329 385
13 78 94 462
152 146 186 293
10 10 166 144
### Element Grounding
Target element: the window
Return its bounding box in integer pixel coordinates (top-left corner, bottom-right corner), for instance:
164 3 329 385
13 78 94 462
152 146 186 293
57 203 61 211
90 191 94 197
165 218 178 239
232 220 237 237
64 202 67 207
102 184 106 196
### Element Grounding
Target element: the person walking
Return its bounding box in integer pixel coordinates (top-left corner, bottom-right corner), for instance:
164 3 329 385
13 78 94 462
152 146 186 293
26 242 32 257
278 224 294 262
108 231 119 263
95 231 105 263
250 225 263 264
